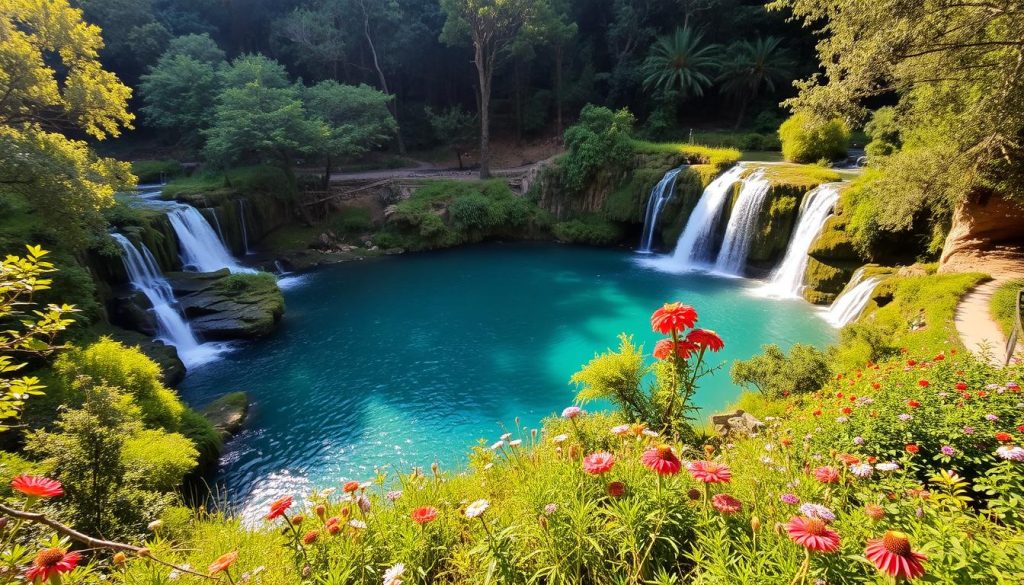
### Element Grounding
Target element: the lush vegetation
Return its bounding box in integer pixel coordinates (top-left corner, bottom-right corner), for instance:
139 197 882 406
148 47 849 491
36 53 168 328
990 279 1024 338
778 112 850 163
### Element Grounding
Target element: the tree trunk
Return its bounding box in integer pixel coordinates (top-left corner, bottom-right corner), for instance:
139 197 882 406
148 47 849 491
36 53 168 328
323 155 332 190
733 97 748 130
360 0 406 154
456 149 464 170
514 57 524 147
475 42 492 180
554 45 564 138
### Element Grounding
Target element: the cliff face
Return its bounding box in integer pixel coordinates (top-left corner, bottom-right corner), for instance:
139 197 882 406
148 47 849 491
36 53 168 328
802 190 863 304
939 191 1024 277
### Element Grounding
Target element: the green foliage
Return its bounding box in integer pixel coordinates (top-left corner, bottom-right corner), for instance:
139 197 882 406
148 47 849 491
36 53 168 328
203 56 325 172
560 105 636 195
425 106 477 169
571 335 653 422
378 180 546 251
0 246 77 429
25 384 192 539
641 27 721 99
630 141 741 171
55 338 184 431
122 429 199 492
329 207 375 236
990 279 1024 338
130 160 182 184
833 272 986 370
779 112 851 163
717 36 795 127
730 343 833 398
304 81 397 171
552 215 624 246
139 44 225 148
162 165 295 204
864 106 901 161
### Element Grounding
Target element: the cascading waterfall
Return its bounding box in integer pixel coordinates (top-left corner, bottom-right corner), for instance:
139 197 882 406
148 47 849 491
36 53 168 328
713 169 772 276
759 183 841 297
238 199 252 255
638 167 684 253
208 207 227 245
666 165 747 268
165 205 254 274
111 234 221 367
824 268 881 327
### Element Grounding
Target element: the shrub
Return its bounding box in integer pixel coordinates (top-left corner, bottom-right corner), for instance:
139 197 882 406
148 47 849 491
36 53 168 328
779 112 851 163
864 106 902 160
990 278 1024 337
553 215 624 246
329 207 374 235
560 105 636 195
131 160 182 184
55 338 185 431
122 429 199 492
730 343 833 398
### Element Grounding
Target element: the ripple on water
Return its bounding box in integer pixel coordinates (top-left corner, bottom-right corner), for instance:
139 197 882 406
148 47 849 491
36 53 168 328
180 243 836 518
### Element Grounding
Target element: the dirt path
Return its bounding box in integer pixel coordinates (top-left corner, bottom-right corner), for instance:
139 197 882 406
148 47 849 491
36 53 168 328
954 279 1010 365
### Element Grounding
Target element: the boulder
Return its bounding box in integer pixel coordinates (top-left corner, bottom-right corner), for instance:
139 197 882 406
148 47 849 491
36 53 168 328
202 392 249 441
711 410 765 437
167 271 284 340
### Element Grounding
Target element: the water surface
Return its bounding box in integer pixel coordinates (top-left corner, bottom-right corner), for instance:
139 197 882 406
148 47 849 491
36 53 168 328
179 243 834 514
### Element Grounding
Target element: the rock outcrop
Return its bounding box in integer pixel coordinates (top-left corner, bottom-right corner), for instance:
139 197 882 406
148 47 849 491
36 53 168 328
939 191 1024 278
202 391 249 441
168 270 285 340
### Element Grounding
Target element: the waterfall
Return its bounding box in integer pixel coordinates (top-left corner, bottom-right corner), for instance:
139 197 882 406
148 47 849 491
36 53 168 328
208 207 227 245
111 234 221 368
824 268 881 327
713 169 772 276
238 199 252 255
667 165 747 268
638 167 684 253
165 205 254 274
759 183 841 297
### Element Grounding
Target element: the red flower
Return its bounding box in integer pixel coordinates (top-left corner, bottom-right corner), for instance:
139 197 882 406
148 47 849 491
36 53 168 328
905 444 920 454
918 380 929 387
906 399 921 408
641 445 682 476
607 481 625 498
996 432 1013 442
651 302 697 334
653 339 697 360
865 531 927 581
685 329 724 352
410 506 438 525
1017 425 1024 433
266 496 293 520
840 407 853 415
687 460 732 484
871 382 881 390
208 551 238 575
814 466 840 484
25 548 81 582
711 493 742 514
343 481 360 493
11 476 63 498
838 454 859 466
812 409 822 417
582 452 615 475
955 382 968 391
786 516 840 553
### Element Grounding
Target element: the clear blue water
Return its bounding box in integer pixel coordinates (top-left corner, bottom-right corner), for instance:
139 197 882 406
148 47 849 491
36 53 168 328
179 243 835 515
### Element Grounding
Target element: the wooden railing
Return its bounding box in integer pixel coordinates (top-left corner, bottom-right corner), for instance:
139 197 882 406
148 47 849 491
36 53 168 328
1004 288 1023 366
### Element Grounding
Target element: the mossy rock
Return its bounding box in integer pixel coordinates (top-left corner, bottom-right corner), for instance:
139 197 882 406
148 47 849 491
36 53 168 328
202 391 249 441
169 271 285 340
658 168 709 247
802 257 860 305
747 189 800 268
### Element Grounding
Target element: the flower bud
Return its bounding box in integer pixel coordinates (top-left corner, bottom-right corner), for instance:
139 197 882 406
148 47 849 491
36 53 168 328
315 505 326 519
327 523 341 535
704 444 715 457
147 520 163 532
750 516 761 532
302 530 319 544
537 515 547 530
137 548 151 558
113 552 127 566
687 488 701 501
291 514 305 526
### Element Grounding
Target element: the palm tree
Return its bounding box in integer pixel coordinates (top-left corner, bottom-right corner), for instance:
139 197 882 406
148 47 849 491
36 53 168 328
641 27 721 100
717 36 795 129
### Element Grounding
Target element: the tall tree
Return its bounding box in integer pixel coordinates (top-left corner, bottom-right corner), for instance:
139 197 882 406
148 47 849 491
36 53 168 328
772 0 1024 255
717 36 793 128
641 27 721 101
203 56 326 182
139 34 227 148
274 2 347 80
304 81 397 185
0 0 134 249
354 0 407 154
440 0 543 179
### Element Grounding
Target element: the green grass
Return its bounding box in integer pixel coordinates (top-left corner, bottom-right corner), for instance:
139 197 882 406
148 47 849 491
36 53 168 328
990 278 1024 337
629 140 741 169
131 160 182 184
758 163 842 188
162 165 296 204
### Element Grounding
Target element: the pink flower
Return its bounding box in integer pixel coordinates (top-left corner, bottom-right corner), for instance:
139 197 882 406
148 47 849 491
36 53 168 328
865 531 927 581
786 516 840 553
813 466 840 484
582 452 615 475
711 493 742 514
561 406 583 419
687 460 731 484
641 445 682 475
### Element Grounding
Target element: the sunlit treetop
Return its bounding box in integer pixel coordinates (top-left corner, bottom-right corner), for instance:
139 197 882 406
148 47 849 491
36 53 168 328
0 0 134 139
